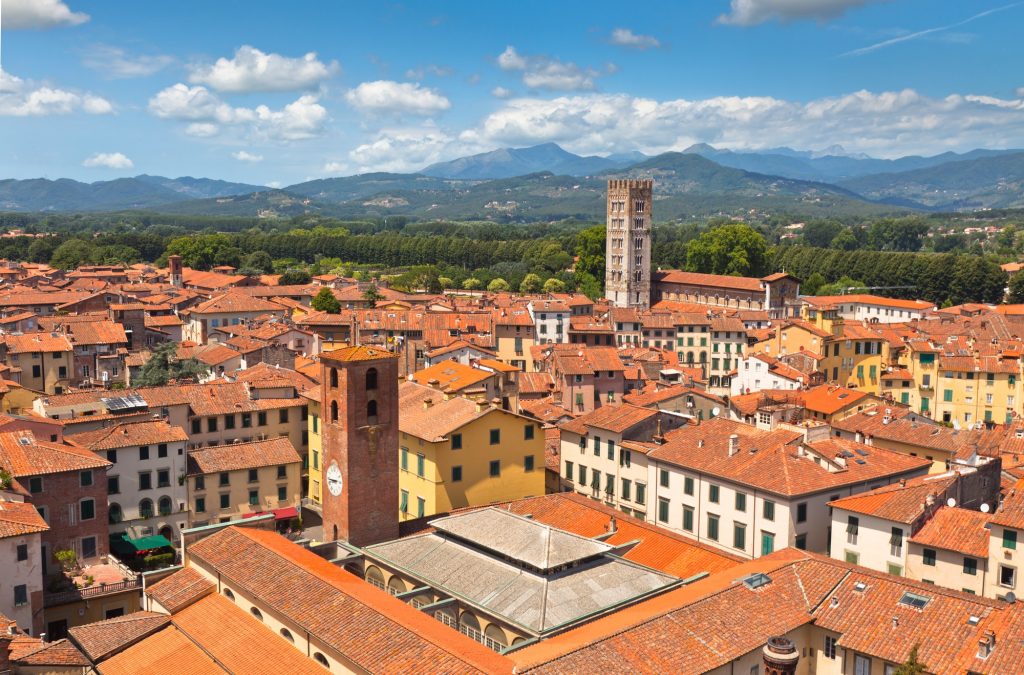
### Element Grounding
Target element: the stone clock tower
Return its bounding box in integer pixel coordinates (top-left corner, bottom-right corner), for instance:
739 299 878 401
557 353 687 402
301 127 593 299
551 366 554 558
319 345 399 547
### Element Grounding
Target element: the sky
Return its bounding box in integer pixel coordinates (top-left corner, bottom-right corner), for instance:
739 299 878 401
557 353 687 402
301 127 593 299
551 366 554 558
1 0 1023 186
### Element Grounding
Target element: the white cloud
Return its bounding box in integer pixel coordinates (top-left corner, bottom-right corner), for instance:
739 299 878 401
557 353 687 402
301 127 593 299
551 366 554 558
0 68 113 116
232 151 264 163
321 161 347 174
1017 86 1024 98
83 45 174 78
492 87 514 99
345 80 451 115
1 0 88 29
496 46 600 91
188 45 339 93
82 152 133 169
348 125 453 173
149 83 328 140
457 89 1024 160
717 0 880 26
610 28 660 49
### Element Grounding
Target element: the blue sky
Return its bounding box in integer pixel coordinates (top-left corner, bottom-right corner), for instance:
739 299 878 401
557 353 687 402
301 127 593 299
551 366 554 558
1 0 1023 185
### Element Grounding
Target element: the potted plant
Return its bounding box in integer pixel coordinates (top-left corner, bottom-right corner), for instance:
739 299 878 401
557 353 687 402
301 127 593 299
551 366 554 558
55 549 79 574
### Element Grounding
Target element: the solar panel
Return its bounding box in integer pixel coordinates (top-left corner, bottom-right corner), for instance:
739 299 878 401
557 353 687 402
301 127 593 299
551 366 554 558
899 591 930 609
102 394 148 412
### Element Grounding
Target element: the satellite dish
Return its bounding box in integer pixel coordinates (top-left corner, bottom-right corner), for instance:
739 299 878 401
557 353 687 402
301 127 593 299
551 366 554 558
711 407 721 417
1006 591 1017 604
947 498 957 508
953 420 961 431
981 503 991 513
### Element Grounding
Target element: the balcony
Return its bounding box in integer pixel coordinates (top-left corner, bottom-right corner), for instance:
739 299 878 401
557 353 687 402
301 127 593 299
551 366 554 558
44 557 142 607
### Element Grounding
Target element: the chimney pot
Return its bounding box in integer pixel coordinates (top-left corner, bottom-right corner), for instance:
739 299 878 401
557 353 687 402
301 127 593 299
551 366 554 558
728 434 739 457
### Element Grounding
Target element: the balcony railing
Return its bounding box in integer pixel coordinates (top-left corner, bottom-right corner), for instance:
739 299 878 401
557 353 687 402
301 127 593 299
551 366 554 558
44 576 142 607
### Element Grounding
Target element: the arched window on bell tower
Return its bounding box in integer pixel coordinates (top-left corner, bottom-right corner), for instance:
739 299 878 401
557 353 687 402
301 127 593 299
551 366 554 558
367 399 378 424
366 367 378 391
330 368 338 388
330 400 339 422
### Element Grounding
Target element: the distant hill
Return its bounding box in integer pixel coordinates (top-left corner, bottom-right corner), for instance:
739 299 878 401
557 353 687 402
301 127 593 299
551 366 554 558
838 152 1024 210
420 143 641 179
154 189 342 218
0 175 264 212
681 144 1021 183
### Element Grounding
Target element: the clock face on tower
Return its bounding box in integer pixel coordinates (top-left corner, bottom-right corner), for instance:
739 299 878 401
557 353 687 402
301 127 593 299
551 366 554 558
326 461 343 497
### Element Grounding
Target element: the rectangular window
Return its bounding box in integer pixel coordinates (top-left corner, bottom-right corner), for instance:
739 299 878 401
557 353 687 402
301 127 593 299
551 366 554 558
622 478 632 501
157 469 170 488
451 433 462 450
417 497 425 518
795 534 807 550
594 436 601 457
890 527 903 557
489 460 500 477
565 460 574 481
733 523 746 550
241 413 252 428
80 499 95 521
158 444 168 458
707 514 719 541
194 475 205 491
681 505 693 532
139 472 152 491
28 476 42 494
108 449 117 464
207 418 217 433
1005 530 1018 550
219 472 229 487
847 516 859 545
524 424 534 440
452 466 463 482
108 475 120 494
578 464 587 485
191 419 201 434
277 486 287 501
709 484 720 503
824 635 837 660
416 454 425 478
400 490 409 513
761 532 775 556
923 548 937 566
140 445 150 461
658 498 670 523
248 490 259 506
489 429 500 445
220 493 229 509
660 469 669 488
16 543 27 562
607 439 615 460
280 409 289 424
195 497 205 513
735 492 746 512
248 468 258 483
964 557 978 576
525 455 535 472
635 483 646 505
684 476 694 496
258 412 267 426
1000 565 1016 588
313 451 319 470
888 563 903 577
79 470 92 487
763 500 775 521
13 585 27 607
225 415 236 430
797 502 807 523
277 465 287 479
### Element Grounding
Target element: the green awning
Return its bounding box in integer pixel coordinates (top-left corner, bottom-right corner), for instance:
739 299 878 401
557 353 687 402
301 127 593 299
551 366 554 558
110 533 173 556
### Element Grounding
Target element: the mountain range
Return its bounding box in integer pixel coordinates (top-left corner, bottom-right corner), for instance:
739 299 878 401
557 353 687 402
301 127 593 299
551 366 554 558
2 143 1024 219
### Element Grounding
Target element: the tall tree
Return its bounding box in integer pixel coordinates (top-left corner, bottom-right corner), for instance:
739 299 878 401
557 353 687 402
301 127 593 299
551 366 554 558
685 223 768 277
311 287 341 313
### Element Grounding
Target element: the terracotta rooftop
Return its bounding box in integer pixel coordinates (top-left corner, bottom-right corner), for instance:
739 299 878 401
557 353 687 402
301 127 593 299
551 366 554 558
144 566 215 614
654 270 764 292
909 506 992 557
398 380 504 441
0 499 49 538
320 344 396 362
68 612 171 662
0 430 110 477
69 419 188 451
187 526 511 673
828 474 956 523
186 437 301 475
559 403 658 435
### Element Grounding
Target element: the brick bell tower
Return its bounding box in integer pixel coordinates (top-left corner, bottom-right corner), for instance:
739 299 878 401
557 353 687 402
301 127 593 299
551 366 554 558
320 345 399 547
604 179 652 309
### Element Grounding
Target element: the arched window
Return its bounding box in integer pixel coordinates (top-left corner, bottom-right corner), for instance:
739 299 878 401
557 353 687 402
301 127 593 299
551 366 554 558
386 576 406 596
687 352 694 364
364 565 385 591
366 367 378 391
330 400 338 422
460 612 481 632
484 624 508 648
223 588 235 601
700 351 707 363
367 399 378 424
250 606 263 621
313 653 329 668
329 368 338 388
280 628 294 643
139 499 153 519
108 503 122 524
158 496 172 516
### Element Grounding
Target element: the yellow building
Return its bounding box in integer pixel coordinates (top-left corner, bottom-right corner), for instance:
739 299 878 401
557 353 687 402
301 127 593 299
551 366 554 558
820 322 889 392
397 380 544 520
752 318 831 359
303 391 323 505
3 332 75 395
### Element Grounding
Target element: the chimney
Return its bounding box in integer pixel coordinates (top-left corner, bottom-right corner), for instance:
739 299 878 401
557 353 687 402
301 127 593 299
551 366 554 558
978 630 996 659
422 398 434 410
899 478 906 487
762 636 799 675
607 516 617 535
728 434 739 457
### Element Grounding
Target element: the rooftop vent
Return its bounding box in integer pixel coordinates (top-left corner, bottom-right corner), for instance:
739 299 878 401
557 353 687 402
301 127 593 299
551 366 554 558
854 581 868 592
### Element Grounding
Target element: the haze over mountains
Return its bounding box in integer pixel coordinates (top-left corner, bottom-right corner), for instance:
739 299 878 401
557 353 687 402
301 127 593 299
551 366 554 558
2 143 1023 218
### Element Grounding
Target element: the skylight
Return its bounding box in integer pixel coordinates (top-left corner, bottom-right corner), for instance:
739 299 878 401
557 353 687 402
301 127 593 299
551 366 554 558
741 573 771 590
899 591 931 610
